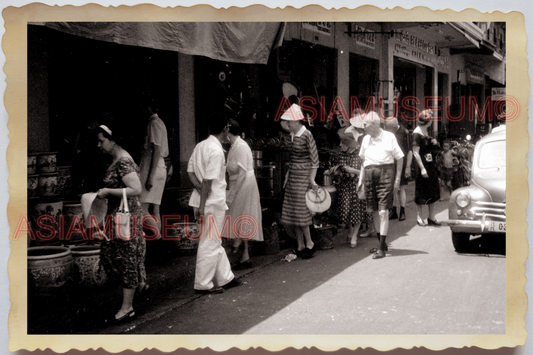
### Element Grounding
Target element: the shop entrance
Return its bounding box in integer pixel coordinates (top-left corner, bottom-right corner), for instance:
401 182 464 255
349 54 379 114
393 57 434 131
44 28 181 188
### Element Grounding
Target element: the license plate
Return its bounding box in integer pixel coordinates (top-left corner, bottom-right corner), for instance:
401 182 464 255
488 222 506 232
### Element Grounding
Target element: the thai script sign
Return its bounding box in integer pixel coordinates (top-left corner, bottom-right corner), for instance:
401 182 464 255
302 22 332 36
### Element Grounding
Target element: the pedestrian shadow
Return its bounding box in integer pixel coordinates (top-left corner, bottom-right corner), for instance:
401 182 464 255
385 248 429 257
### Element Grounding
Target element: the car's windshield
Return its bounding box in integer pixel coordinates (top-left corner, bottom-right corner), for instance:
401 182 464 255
478 140 506 169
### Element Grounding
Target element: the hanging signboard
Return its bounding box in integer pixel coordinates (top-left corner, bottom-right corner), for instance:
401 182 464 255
349 23 375 49
302 22 332 36
492 87 506 100
466 66 485 85
393 29 437 67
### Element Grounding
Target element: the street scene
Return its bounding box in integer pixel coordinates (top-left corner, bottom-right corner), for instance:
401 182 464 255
27 183 506 335
25 21 507 337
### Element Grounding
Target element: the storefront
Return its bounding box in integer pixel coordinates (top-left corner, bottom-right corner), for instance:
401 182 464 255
27 22 285 245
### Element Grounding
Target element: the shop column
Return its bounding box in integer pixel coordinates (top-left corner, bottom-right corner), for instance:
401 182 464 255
335 23 350 119
177 52 196 186
381 23 394 117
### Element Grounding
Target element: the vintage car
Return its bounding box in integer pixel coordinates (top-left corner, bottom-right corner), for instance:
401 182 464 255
446 125 506 252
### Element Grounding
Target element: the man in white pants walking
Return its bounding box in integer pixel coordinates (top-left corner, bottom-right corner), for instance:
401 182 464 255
187 116 243 294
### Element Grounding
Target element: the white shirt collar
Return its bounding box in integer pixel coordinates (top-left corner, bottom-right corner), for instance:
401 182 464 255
208 135 225 151
370 128 384 141
291 125 307 141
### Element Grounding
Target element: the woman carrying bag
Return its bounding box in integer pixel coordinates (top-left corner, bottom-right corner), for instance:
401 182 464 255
95 122 148 323
279 103 320 259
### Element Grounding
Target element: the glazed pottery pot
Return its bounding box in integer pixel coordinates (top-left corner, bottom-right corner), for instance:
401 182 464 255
28 154 38 175
37 173 59 196
31 199 63 246
27 246 73 291
28 175 39 198
171 222 200 256
36 152 57 173
70 245 107 287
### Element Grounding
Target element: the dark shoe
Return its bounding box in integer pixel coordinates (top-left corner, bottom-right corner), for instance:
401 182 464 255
300 247 316 259
399 207 406 221
195 287 224 294
369 233 382 254
372 249 386 259
389 208 398 220
234 260 253 270
427 218 441 226
222 278 244 290
417 218 427 227
293 249 305 258
373 235 387 259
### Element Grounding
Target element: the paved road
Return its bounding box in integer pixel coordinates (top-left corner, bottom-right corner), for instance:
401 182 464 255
125 200 506 335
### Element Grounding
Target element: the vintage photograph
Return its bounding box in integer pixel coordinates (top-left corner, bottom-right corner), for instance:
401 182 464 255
25 20 508 333
6 5 527 353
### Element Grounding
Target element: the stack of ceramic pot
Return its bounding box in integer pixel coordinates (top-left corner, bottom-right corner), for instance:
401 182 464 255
28 152 62 247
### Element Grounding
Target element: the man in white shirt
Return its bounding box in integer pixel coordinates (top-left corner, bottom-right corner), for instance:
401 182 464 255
187 116 243 294
140 102 169 239
357 111 404 259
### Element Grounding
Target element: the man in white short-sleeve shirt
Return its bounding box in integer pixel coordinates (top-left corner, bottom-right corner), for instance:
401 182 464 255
140 102 169 239
357 111 404 260
187 117 243 294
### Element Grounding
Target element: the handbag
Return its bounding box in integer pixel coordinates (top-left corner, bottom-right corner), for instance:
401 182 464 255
116 188 131 240
305 187 332 214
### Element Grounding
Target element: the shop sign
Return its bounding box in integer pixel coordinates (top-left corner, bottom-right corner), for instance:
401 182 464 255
350 24 375 49
302 22 332 36
492 87 505 100
393 30 437 66
393 43 436 66
394 30 436 55
466 66 485 85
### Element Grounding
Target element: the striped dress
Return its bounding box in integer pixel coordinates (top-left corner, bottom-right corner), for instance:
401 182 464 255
281 128 320 227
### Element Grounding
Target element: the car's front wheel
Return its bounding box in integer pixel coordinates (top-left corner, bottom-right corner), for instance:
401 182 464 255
452 232 470 252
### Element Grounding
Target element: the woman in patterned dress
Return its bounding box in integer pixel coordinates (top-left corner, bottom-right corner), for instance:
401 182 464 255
226 119 263 269
279 104 320 259
96 123 147 323
329 124 368 248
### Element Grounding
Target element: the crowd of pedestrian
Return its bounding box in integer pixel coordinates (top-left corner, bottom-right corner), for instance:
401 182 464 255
87 98 479 324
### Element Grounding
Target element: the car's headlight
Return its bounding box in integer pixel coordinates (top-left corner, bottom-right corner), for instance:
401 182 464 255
456 192 471 208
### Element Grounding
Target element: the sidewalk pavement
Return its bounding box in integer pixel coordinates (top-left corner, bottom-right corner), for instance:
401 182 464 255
28 181 425 334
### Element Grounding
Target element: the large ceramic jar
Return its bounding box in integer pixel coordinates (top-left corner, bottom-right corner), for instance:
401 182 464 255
70 245 107 288
170 222 200 256
36 152 57 173
27 246 73 292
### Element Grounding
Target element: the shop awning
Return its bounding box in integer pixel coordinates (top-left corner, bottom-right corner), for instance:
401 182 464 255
43 22 286 65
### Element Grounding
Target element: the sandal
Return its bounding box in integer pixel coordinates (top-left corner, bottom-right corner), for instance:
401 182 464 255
106 309 135 324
